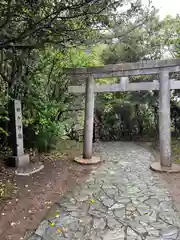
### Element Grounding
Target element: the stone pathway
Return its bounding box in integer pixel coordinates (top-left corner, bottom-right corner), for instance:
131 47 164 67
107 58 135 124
27 142 180 240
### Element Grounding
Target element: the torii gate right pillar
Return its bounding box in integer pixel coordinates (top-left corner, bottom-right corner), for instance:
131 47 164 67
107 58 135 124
150 70 180 172
83 75 95 159
159 70 171 168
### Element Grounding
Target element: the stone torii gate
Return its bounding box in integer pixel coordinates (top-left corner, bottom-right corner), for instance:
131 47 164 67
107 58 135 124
64 59 180 172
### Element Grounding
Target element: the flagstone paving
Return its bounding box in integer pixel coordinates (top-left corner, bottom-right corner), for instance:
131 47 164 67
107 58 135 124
27 142 180 240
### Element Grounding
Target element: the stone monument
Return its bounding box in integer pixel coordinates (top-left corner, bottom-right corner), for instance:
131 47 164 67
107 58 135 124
8 99 44 176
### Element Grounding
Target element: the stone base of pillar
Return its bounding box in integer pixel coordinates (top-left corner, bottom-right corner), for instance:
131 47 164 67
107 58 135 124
15 161 44 176
7 154 30 167
150 162 180 173
74 156 101 165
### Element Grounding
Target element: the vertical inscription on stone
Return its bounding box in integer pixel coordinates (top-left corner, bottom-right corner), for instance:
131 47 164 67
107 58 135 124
14 100 24 156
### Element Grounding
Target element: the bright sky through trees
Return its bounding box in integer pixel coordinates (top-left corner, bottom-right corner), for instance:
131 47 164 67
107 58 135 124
143 0 180 19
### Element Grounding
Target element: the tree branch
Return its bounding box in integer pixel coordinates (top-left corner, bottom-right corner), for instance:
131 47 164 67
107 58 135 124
0 0 12 29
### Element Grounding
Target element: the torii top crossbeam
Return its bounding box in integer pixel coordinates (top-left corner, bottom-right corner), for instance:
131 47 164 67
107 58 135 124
65 59 180 77
64 59 180 173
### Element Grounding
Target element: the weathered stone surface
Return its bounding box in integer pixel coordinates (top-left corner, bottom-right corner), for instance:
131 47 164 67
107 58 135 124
115 196 130 204
137 205 150 215
26 142 180 240
160 226 179 239
103 228 125 240
27 234 42 240
102 198 114 207
126 203 136 212
35 220 49 237
145 198 159 209
93 217 106 229
146 237 159 240
109 203 125 210
145 226 160 237
114 208 125 218
107 216 122 229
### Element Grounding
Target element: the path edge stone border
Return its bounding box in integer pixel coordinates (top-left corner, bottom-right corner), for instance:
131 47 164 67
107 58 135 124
150 162 180 173
15 162 44 176
74 156 101 165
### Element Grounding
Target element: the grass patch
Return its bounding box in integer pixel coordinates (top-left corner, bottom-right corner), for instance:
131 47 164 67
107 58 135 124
0 180 14 201
149 138 180 164
42 140 83 161
172 139 180 163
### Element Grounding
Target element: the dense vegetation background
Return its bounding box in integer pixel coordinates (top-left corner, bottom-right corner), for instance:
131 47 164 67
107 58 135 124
0 0 180 153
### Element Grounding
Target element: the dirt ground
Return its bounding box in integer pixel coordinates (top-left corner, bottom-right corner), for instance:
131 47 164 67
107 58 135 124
0 153 98 240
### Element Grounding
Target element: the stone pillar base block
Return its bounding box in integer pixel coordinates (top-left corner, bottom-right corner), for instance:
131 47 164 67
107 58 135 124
74 156 101 165
15 162 44 176
150 162 180 173
7 154 30 167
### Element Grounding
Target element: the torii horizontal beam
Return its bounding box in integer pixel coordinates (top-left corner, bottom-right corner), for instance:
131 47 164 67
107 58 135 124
68 79 180 93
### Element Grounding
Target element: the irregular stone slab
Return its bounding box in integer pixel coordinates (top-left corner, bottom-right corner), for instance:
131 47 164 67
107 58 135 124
27 234 42 240
88 208 106 218
127 227 138 237
93 218 106 229
126 203 136 212
105 187 118 196
107 216 122 229
102 198 114 207
35 220 49 237
145 198 159 209
129 221 147 234
160 226 179 239
115 197 131 204
103 228 125 240
150 221 168 230
75 194 89 202
114 208 126 219
145 226 160 237
137 204 150 215
109 203 125 210
146 237 160 240
131 199 140 205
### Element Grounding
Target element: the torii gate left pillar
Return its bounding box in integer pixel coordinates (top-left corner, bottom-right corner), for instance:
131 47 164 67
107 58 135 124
72 76 101 164
83 76 95 159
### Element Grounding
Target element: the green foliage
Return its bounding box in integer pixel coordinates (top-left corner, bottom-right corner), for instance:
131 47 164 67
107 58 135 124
0 0 146 51
96 13 164 140
0 0 160 153
22 46 103 151
1 1 180 154
23 100 66 152
0 80 9 142
101 13 163 64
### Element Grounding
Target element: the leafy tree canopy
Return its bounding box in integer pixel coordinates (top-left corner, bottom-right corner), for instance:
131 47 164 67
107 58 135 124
0 0 151 50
